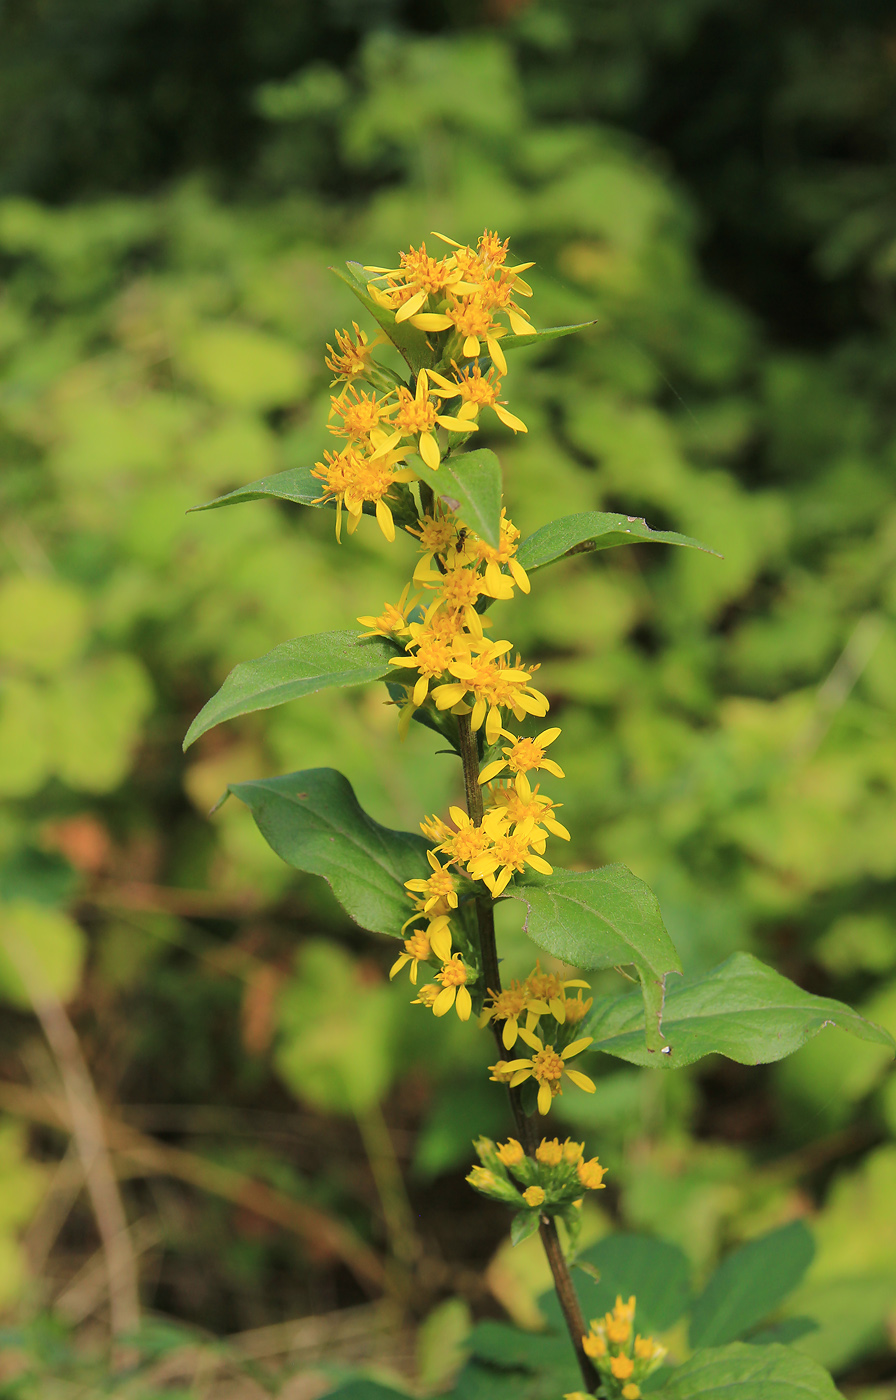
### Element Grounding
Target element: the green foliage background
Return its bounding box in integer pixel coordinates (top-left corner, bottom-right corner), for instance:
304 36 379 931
1 0 896 1393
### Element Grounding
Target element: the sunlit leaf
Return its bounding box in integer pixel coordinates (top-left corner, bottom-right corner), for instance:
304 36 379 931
507 866 682 1052
411 447 502 547
184 631 399 749
227 767 431 934
650 1341 841 1399
517 510 719 574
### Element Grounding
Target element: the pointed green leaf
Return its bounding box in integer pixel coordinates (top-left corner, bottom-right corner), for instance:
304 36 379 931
506 866 682 1053
500 320 597 353
689 1222 815 1348
412 448 502 547
466 1321 573 1373
517 511 719 573
650 1342 841 1399
584 951 896 1068
331 261 430 374
510 1210 541 1247
188 465 322 513
184 631 398 750
228 768 431 935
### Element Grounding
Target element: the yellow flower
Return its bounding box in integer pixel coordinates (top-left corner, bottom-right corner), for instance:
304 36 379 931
389 624 467 708
622 1386 642 1400
311 444 415 542
412 983 440 1009
485 776 571 846
503 1031 596 1115
389 916 453 984
434 644 549 746
634 1334 665 1364
524 962 591 1023
357 582 418 639
459 510 531 597
496 1138 525 1167
577 1157 607 1191
433 953 472 1020
325 322 383 383
479 978 550 1048
582 1329 607 1359
615 1296 637 1324
535 1138 563 1166
522 1185 545 1208
562 1139 584 1165
467 830 553 897
479 727 564 785
606 1315 631 1346
488 1059 516 1084
404 849 459 914
432 804 493 871
328 385 396 445
429 363 528 434
610 1355 635 1381
466 1165 497 1191
378 369 475 470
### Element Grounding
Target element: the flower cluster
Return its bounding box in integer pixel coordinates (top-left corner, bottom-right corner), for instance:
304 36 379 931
578 1295 667 1400
466 1135 607 1246
322 230 594 1120
314 232 532 542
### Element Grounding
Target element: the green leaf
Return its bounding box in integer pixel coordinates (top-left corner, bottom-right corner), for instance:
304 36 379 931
188 464 323 513
411 447 502 547
465 1321 572 1373
499 320 597 353
318 1384 411 1400
332 261 430 374
574 1233 692 1334
510 1210 541 1247
689 1221 815 1348
650 1342 842 1399
507 867 682 1053
227 767 431 935
584 952 896 1068
0 901 87 1006
183 630 398 749
516 511 719 574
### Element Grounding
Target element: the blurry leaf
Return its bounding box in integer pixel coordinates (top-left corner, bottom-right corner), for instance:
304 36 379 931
318 1382 411 1400
507 866 682 1052
651 1342 840 1399
572 1233 692 1334
584 952 896 1068
189 464 323 513
417 1299 471 1392
0 900 86 1005
0 848 79 907
746 1318 818 1346
412 447 502 547
517 511 718 573
0 678 51 797
176 323 309 409
689 1222 815 1348
276 941 400 1114
331 262 429 373
0 575 88 676
510 1211 541 1247
500 319 598 353
466 1321 572 1372
184 631 398 749
228 767 431 934
49 655 153 792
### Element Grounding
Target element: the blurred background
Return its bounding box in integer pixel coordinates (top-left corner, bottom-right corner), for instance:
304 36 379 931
1 0 896 1394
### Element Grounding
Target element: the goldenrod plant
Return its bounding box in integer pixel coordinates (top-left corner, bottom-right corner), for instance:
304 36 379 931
185 231 895 1398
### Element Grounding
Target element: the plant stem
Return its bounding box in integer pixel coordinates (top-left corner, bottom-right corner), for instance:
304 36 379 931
455 713 599 1394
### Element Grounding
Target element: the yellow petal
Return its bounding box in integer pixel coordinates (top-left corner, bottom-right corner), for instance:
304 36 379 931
463 335 481 357
494 404 528 434
478 759 506 785
413 673 429 706
562 1037 594 1059
492 865 513 896
502 1020 518 1049
419 432 440 470
537 1082 553 1115
456 985 472 1021
395 290 427 322
564 1070 596 1094
375 499 395 541
410 313 453 330
526 854 553 875
507 310 534 337
432 986 456 1017
389 954 408 980
487 337 507 374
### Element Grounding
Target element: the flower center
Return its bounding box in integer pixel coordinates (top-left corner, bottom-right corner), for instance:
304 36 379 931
531 1046 564 1085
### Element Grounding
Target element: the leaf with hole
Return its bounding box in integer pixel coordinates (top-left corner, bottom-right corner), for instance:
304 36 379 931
583 951 896 1068
507 866 682 1052
516 511 718 574
226 767 431 935
184 630 399 749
